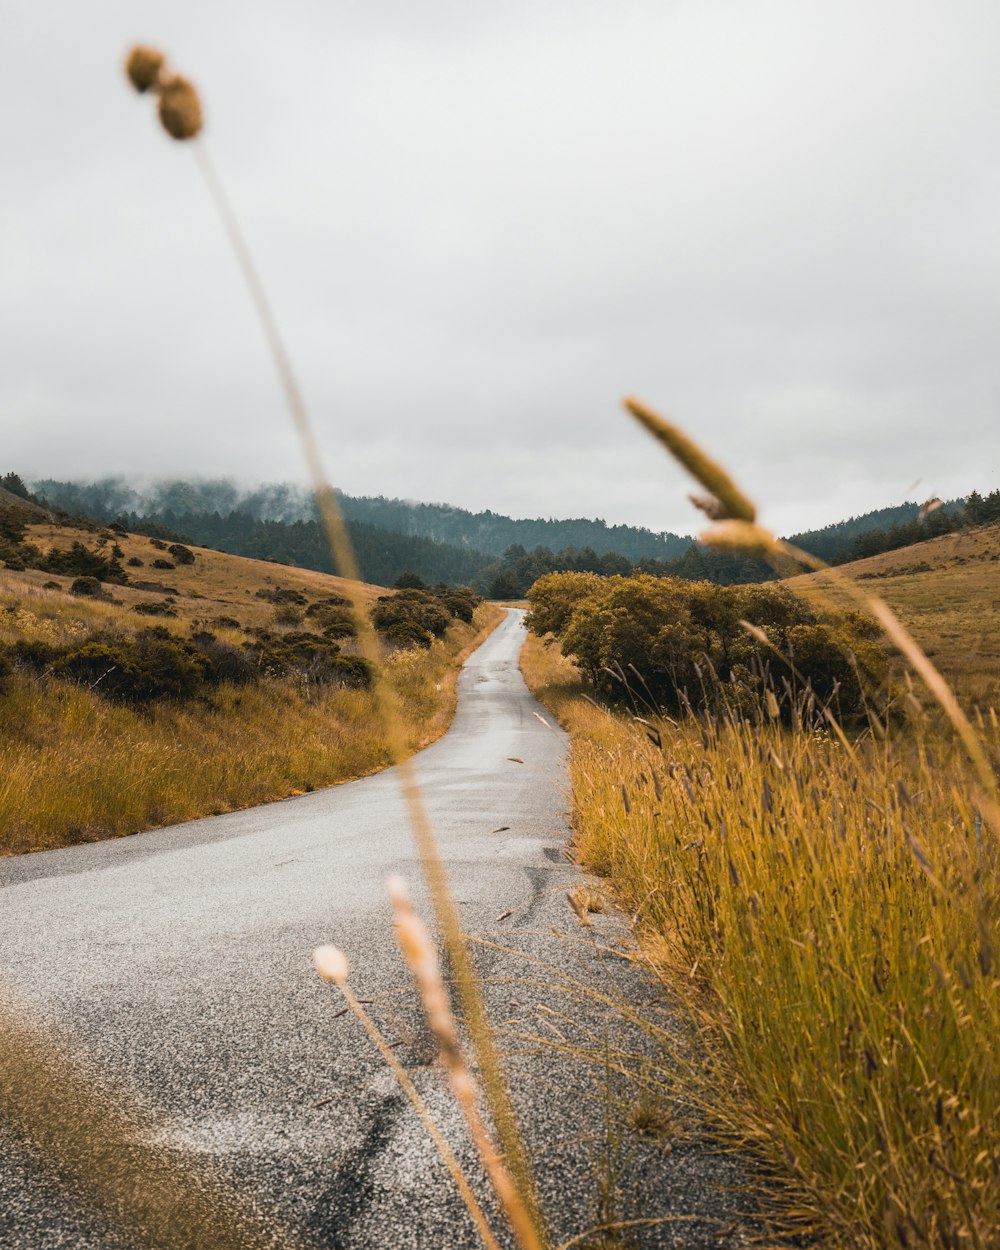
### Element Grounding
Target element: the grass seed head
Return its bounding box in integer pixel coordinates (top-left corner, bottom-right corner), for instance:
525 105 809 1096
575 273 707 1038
157 74 203 140
313 944 350 984
624 396 757 522
124 45 165 93
699 519 778 554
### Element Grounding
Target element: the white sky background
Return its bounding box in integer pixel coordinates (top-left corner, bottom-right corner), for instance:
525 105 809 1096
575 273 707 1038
3 0 998 536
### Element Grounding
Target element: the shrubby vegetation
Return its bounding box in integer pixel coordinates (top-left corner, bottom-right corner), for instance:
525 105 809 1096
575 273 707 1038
3 615 371 709
20 472 1000 593
0 597 501 855
0 506 132 584
372 586 482 649
526 571 886 718
0 582 481 710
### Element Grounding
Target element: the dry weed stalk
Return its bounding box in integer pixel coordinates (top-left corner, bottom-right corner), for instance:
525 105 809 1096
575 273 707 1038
0 43 548 1250
313 945 501 1250
625 395 1000 836
387 876 546 1250
125 47 202 138
127 45 547 1246
623 397 756 523
608 397 999 1244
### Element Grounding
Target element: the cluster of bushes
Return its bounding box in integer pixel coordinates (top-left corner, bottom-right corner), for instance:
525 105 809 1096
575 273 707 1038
304 595 355 639
243 629 370 688
372 587 481 649
3 622 371 707
526 572 887 718
0 509 35 569
0 507 133 584
41 541 130 583
255 585 307 605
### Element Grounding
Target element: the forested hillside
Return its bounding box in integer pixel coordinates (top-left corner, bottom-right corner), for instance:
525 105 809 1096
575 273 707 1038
25 475 997 594
31 477 693 561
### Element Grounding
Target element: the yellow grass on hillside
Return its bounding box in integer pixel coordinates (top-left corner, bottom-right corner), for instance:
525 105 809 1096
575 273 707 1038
789 522 1000 707
1 525 502 856
18 521 385 625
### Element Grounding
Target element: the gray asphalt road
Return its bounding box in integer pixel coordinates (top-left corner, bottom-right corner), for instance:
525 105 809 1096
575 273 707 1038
0 610 761 1249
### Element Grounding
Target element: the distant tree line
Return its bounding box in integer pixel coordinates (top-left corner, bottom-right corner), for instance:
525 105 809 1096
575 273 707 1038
15 474 1000 594
473 493 985 596
30 477 693 561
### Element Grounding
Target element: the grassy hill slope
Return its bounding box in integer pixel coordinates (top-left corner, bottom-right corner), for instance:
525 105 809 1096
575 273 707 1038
789 520 1000 707
0 519 500 855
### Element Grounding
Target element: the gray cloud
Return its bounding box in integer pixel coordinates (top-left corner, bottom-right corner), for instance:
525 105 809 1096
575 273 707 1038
3 0 998 537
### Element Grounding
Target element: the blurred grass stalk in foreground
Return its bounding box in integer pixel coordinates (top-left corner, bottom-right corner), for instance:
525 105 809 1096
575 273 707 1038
127 44 547 1250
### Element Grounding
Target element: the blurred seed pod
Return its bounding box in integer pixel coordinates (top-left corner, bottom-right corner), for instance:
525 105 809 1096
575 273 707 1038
313 945 350 984
124 46 165 94
157 74 203 140
699 519 778 554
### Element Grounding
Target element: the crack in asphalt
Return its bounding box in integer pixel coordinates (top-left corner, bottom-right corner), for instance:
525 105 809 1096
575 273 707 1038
312 1093 407 1248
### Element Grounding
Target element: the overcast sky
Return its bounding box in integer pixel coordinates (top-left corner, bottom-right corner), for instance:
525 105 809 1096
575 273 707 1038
3 0 998 536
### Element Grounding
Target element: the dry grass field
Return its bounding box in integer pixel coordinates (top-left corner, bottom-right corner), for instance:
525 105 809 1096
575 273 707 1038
0 518 501 856
790 522 1000 707
11 520 386 625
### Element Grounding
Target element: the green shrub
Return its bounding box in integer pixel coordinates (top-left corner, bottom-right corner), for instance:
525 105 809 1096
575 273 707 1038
243 629 371 687
371 589 451 639
133 600 177 617
189 633 255 686
435 587 482 623
9 639 58 670
256 586 307 605
273 604 304 627
0 507 28 559
305 598 356 635
321 620 356 641
42 541 129 584
167 543 196 565
524 571 606 636
322 655 372 688
527 572 887 718
305 593 350 615
70 576 109 598
383 620 432 649
50 642 141 698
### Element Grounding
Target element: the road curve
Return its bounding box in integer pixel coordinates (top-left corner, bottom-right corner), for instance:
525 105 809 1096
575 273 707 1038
0 610 757 1248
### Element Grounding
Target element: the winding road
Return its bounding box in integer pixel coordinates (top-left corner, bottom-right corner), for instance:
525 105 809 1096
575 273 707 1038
0 610 757 1248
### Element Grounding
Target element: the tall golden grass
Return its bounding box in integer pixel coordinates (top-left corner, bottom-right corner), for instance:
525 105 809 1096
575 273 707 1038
0 604 499 856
